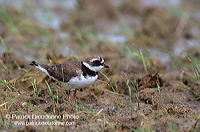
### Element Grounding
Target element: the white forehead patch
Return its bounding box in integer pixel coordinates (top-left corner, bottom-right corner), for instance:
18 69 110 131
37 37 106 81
83 62 104 72
90 57 100 62
100 58 104 63
90 57 104 64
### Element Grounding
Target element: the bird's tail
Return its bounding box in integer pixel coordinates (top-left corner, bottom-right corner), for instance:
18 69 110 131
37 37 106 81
29 61 50 75
29 61 39 67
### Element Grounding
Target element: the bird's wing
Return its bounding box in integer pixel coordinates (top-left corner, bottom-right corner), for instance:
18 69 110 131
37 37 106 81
41 61 82 82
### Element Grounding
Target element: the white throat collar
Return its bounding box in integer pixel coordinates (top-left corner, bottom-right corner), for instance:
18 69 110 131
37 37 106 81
82 62 103 72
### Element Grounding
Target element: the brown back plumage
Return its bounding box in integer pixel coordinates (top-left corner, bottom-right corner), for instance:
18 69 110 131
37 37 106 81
41 61 83 82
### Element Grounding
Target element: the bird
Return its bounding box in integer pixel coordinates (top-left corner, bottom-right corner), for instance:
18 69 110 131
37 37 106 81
29 56 109 102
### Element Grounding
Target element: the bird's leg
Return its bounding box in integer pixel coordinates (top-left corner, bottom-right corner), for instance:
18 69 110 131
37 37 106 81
73 89 77 105
66 90 71 101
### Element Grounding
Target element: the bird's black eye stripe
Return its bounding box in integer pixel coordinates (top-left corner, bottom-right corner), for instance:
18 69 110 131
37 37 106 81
93 60 100 64
93 60 103 66
100 57 102 62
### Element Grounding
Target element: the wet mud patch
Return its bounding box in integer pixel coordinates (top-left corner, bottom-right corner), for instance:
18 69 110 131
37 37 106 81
182 73 200 101
108 73 136 95
140 7 179 41
138 80 194 106
138 71 164 91
163 104 194 118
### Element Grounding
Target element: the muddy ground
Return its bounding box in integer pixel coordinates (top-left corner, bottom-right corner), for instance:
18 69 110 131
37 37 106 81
0 0 200 131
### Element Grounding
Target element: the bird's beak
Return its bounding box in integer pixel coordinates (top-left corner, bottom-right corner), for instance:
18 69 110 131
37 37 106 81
104 64 109 68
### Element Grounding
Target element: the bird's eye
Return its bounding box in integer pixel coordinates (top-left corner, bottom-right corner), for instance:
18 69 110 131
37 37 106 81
93 60 103 66
93 60 100 64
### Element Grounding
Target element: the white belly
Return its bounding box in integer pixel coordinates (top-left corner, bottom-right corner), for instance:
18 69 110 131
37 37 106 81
65 75 98 89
